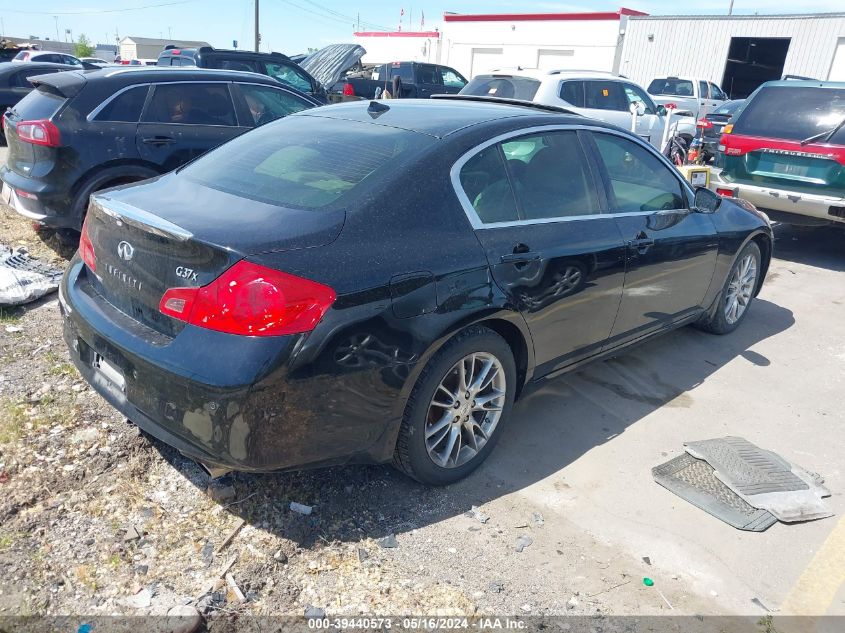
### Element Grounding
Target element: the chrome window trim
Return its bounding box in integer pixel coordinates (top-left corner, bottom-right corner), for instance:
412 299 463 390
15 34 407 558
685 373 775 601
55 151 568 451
87 83 151 122
450 123 693 230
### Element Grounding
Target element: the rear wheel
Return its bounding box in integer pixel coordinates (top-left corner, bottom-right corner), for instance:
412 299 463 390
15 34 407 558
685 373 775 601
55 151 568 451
698 241 761 334
393 326 516 485
70 165 159 230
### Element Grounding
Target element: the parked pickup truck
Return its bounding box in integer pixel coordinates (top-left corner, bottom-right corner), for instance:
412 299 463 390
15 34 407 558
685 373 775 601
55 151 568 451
647 76 729 119
333 61 468 100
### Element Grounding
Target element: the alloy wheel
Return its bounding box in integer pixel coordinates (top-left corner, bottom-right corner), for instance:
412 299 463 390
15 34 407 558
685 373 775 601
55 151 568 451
724 254 757 324
424 352 506 468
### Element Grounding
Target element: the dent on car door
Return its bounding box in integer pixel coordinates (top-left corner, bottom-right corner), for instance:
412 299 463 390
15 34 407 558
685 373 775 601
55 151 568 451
455 129 627 376
136 82 245 171
585 130 719 346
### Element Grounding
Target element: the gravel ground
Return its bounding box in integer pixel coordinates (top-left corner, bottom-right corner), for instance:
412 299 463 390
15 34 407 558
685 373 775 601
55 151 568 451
1 189 843 626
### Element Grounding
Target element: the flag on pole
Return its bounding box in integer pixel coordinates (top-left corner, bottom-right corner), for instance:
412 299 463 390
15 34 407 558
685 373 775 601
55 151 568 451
399 8 404 31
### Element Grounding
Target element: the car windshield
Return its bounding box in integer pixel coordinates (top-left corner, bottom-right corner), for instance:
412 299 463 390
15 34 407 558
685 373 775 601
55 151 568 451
461 76 541 101
181 114 435 209
648 78 695 96
732 86 845 144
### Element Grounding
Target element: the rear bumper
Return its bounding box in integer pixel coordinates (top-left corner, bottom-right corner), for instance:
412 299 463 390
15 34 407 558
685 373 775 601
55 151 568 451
60 258 395 472
0 166 76 229
710 171 845 225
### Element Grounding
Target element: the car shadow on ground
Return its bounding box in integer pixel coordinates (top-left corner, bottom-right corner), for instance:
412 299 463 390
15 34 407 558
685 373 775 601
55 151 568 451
771 223 845 272
146 297 795 549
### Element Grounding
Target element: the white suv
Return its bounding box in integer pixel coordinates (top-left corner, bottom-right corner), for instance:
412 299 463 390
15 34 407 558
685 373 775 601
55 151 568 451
461 69 668 148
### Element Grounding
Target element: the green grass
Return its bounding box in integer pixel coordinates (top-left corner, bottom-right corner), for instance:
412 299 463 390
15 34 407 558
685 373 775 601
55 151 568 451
0 308 22 326
0 399 27 444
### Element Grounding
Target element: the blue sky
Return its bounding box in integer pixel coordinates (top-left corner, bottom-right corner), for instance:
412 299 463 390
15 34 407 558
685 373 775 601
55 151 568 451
1 0 842 55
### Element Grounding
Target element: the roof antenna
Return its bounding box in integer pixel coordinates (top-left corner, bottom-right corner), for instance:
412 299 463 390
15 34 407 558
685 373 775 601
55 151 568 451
367 100 390 118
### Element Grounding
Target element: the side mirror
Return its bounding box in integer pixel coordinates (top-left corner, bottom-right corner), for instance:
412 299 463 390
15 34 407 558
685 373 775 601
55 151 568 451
693 187 722 213
629 100 646 116
656 104 667 116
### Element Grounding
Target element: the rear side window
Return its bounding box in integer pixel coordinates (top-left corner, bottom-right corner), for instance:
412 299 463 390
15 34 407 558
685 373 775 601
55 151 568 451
144 83 236 126
732 86 845 144
699 81 710 99
11 87 66 120
389 64 414 81
93 85 149 122
440 68 466 88
462 76 540 100
583 80 628 111
416 64 442 85
182 115 435 209
559 81 584 107
648 78 694 96
459 146 519 224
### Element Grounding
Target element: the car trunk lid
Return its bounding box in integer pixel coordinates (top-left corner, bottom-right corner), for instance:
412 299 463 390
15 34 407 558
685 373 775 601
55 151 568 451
83 176 345 337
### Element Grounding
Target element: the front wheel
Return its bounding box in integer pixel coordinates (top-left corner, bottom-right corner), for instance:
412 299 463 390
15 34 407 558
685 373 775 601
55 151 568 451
393 326 516 485
698 241 761 334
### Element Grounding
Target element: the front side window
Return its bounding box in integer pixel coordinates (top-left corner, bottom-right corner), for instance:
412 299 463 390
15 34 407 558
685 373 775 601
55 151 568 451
262 62 313 93
710 82 726 100
622 83 655 114
416 64 441 85
93 85 149 122
459 146 519 224
583 80 628 112
699 81 710 99
592 132 685 213
237 83 312 126
144 83 236 126
64 56 83 66
440 68 466 88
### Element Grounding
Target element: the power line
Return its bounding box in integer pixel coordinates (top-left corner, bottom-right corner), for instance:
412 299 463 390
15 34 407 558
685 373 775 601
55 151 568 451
297 0 391 31
276 0 390 31
1 1 199 16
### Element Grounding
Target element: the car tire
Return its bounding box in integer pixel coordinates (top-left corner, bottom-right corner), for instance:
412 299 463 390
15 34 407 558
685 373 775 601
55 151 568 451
70 165 160 230
698 241 761 335
393 326 516 486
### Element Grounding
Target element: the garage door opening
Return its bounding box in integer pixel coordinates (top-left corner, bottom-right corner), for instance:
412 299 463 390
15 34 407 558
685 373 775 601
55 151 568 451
722 37 790 99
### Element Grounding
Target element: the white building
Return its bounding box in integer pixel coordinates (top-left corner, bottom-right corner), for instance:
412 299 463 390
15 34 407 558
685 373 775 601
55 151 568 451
438 9 644 78
119 36 210 62
353 31 442 65
620 13 845 98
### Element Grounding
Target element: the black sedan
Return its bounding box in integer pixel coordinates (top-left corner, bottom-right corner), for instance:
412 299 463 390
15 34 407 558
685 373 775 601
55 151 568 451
60 98 773 485
0 61 78 143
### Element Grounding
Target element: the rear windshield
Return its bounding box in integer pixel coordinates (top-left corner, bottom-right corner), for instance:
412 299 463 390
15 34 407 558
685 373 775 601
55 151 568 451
10 86 66 120
648 78 695 97
182 114 435 209
713 100 744 115
732 86 845 143
461 76 540 101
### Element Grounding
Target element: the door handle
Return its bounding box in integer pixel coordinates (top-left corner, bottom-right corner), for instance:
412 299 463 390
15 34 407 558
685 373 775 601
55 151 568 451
627 237 655 254
142 136 176 146
500 252 540 264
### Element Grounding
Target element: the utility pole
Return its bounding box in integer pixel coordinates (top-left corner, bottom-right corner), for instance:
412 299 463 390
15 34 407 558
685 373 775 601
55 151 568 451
168 26 172 40
54 16 60 41
728 0 734 15
254 0 260 52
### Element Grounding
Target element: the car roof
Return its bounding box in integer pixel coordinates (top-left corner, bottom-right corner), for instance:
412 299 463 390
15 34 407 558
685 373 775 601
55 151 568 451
756 79 845 89
0 61 76 75
296 98 598 139
27 50 73 56
28 66 288 98
478 68 622 82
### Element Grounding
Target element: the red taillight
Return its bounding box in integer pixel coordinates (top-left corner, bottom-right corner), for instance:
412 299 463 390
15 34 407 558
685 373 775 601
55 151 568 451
79 214 97 272
16 119 61 147
159 261 336 337
15 188 37 200
342 82 355 96
171 49 181 55
664 102 677 109
716 188 735 197
696 119 713 129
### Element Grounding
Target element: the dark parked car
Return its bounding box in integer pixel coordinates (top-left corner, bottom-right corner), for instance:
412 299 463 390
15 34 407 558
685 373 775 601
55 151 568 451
0 61 79 144
336 61 468 100
715 80 845 226
1 67 319 233
697 98 744 164
157 46 327 102
60 98 772 485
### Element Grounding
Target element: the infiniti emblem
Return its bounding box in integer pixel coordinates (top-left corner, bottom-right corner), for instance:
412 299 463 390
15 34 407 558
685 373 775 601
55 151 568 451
117 241 134 261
